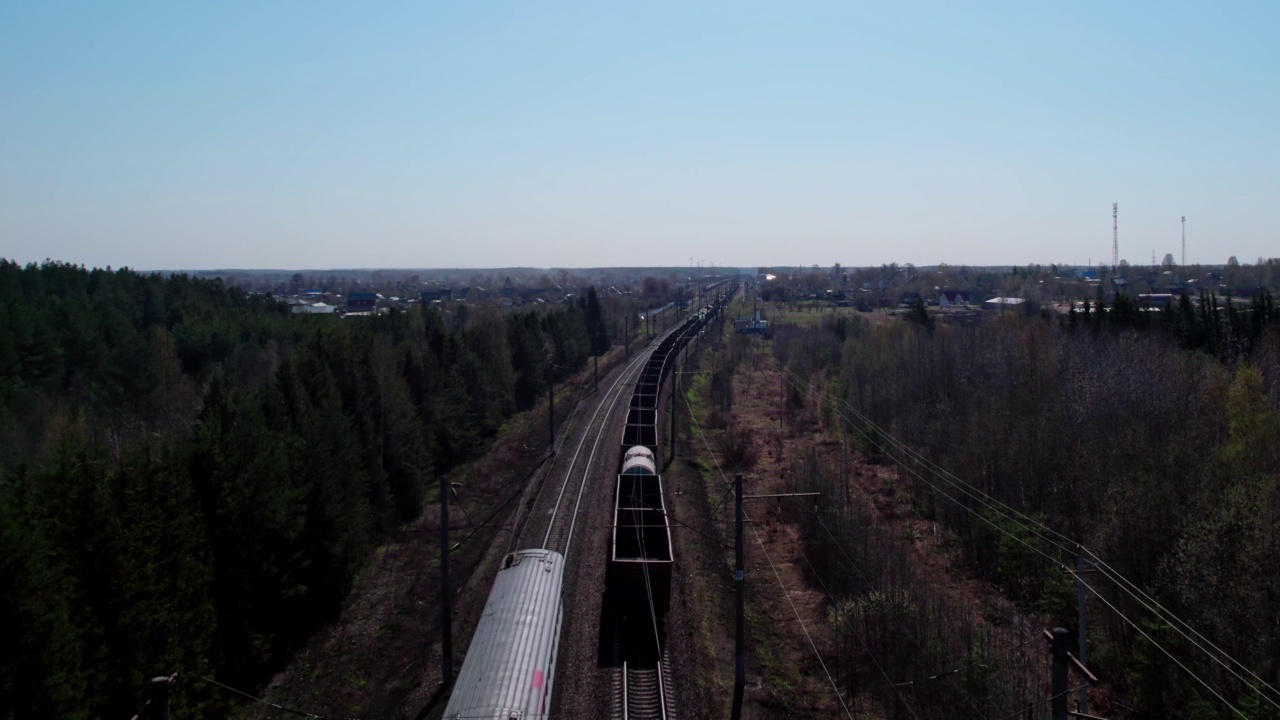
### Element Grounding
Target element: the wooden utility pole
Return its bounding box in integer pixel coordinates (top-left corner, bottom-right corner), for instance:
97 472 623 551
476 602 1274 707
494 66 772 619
731 474 745 720
548 380 555 455
440 475 453 685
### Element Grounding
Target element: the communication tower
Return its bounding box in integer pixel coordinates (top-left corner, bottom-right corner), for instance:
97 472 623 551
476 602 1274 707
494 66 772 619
1112 203 1119 270
1181 216 1186 266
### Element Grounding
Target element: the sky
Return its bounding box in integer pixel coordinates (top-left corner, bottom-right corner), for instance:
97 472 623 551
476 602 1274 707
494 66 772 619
2 1 1277 271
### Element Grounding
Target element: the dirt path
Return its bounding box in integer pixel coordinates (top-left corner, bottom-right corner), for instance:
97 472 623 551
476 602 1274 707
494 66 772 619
671 308 1052 719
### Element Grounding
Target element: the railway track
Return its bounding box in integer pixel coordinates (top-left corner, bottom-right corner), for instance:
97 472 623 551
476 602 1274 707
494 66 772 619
611 291 735 720
536 324 683 720
537 345 649 557
515 324 681 559
614 645 674 719
440 289 735 720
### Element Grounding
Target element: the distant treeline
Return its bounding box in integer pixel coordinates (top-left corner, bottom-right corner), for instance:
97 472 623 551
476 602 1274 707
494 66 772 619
0 260 609 718
774 292 1280 717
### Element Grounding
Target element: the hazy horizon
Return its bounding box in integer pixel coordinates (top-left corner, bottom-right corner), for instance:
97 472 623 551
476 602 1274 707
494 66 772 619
4 2 1277 270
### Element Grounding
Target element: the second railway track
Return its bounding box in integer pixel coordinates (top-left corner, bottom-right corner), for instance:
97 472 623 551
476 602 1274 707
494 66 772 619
540 351 647 557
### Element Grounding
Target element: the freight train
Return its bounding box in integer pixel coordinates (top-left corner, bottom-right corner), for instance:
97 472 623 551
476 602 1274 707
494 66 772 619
442 284 733 719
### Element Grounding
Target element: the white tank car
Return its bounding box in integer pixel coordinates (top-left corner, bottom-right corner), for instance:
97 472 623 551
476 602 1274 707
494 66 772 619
444 548 564 720
620 445 657 475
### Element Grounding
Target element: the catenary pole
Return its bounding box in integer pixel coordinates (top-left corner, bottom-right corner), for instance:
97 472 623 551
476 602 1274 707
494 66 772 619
732 474 745 720
441 475 453 684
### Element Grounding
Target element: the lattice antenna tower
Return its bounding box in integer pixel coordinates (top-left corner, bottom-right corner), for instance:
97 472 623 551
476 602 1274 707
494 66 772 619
1112 203 1119 270
1181 216 1186 266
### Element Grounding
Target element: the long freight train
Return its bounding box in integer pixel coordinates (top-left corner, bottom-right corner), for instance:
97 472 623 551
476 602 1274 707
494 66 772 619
443 283 734 719
606 280 737 666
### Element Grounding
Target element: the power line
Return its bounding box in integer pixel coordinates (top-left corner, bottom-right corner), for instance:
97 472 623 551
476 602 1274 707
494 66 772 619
628 478 664 656
1081 553 1280 711
743 503 861 720
734 330 1048 718
192 674 352 719
767 334 1268 718
782 504 938 719
772 367 1070 575
782 365 1078 558
681 388 857 719
764 343 1077 588
694 328 971 715
1074 573 1252 720
771 340 1276 705
787 492 1032 717
762 339 1075 562
991 684 1086 720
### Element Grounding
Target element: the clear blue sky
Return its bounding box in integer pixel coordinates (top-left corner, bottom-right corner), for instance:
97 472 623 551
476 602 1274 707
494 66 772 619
2 1 1277 270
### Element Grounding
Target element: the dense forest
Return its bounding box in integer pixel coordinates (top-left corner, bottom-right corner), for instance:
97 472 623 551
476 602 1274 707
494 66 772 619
770 290 1279 717
0 260 614 719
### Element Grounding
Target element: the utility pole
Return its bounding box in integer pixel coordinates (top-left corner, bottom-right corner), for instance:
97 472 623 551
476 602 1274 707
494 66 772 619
1043 626 1098 720
1052 627 1068 720
440 475 453 685
624 315 629 358
1076 546 1089 715
779 367 785 438
1182 215 1187 267
840 413 849 506
731 474 745 720
548 380 555 455
147 675 174 720
669 362 677 465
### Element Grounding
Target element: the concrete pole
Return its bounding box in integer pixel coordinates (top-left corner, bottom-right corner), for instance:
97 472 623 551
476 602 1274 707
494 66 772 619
441 475 453 685
1077 547 1089 715
1052 627 1069 720
669 367 677 465
732 474 745 720
148 676 173 720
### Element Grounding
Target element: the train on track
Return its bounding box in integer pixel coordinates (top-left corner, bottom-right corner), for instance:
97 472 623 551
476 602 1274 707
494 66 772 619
444 548 563 719
443 283 735 720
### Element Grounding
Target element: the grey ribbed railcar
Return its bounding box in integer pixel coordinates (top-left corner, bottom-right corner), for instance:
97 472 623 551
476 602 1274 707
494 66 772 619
445 548 564 720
